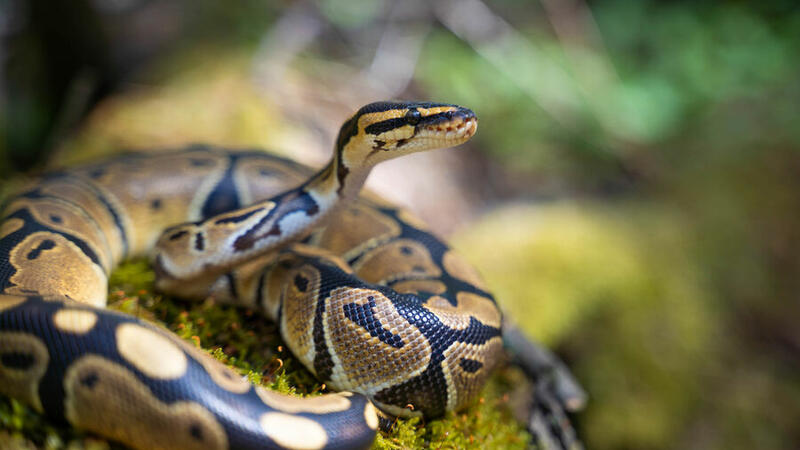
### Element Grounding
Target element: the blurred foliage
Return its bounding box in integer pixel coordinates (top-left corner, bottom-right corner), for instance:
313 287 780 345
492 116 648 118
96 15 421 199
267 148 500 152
442 2 800 448
454 204 718 448
417 0 800 186
2 0 800 449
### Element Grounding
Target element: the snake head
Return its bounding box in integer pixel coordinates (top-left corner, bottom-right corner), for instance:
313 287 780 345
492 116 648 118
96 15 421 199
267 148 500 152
336 101 478 168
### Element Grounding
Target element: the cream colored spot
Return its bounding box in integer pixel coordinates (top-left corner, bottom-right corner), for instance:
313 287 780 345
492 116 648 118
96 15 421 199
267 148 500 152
22 198 112 272
441 337 504 411
315 204 401 260
0 218 24 239
64 355 227 450
260 412 328 449
442 250 488 290
424 296 469 330
391 279 447 295
0 295 26 313
290 244 352 273
255 387 351 414
364 402 379 430
353 240 440 285
0 332 49 412
424 293 501 330
53 309 98 334
456 292 501 328
281 263 321 368
7 232 107 307
116 323 187 379
174 339 250 394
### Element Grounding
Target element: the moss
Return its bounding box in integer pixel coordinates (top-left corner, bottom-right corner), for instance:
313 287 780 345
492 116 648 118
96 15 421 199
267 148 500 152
2 258 530 449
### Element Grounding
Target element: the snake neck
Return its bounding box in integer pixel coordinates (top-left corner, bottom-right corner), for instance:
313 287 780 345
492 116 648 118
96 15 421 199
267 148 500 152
152 147 375 284
306 154 370 203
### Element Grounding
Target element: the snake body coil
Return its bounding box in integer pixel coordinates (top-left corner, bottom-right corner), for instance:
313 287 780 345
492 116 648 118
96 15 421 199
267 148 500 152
0 102 502 449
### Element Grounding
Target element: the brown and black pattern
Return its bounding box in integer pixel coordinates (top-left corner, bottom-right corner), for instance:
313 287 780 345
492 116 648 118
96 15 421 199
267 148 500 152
0 101 494 450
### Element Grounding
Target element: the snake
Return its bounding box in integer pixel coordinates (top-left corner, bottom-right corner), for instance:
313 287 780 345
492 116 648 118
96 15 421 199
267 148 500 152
0 101 503 449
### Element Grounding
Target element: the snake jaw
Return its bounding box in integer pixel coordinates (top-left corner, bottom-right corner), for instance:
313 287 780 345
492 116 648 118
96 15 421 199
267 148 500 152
420 114 478 145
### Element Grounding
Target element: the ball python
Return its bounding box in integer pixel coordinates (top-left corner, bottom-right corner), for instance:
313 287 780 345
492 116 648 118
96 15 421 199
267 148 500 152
0 101 503 449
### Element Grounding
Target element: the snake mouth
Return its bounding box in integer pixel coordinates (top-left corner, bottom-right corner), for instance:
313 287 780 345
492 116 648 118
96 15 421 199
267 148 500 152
437 116 478 141
417 106 478 145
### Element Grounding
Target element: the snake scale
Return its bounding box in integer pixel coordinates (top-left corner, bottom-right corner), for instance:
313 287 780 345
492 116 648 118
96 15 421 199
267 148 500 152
0 101 504 449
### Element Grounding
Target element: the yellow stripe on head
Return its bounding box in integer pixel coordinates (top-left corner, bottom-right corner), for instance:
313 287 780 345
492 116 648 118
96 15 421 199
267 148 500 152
335 101 477 172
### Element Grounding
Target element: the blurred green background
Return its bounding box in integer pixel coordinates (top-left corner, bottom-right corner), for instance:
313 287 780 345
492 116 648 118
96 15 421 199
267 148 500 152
2 0 799 449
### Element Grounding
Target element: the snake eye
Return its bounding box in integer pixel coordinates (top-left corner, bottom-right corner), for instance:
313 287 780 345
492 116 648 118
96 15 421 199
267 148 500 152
405 109 421 125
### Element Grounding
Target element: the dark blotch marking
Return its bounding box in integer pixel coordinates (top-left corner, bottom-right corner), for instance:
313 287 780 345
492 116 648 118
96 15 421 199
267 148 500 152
343 295 405 349
49 214 63 224
373 140 386 150
219 370 236 381
214 208 260 225
259 168 275 177
242 221 285 247
27 239 56 260
201 158 241 219
89 168 105 179
374 370 446 418
303 191 320 216
153 255 174 280
357 101 453 115
84 180 129 255
194 233 205 251
364 118 407 136
189 424 203 441
150 198 162 210
412 265 426 272
266 224 282 238
232 192 317 250
312 291 334 380
225 273 239 300
189 158 214 167
233 228 266 251
336 162 349 195
80 371 99 389
168 230 189 241
334 114 359 195
459 358 483 373
400 246 413 255
396 138 409 148
294 274 309 292
335 115 359 157
0 352 35 370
